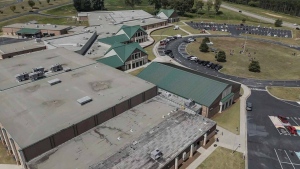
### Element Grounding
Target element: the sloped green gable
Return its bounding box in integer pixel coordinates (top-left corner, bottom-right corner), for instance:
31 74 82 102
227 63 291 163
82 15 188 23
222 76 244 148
98 34 130 45
137 62 229 107
158 9 175 18
96 55 124 68
117 25 147 38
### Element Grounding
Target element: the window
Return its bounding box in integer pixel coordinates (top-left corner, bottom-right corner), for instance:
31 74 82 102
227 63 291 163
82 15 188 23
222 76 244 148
136 62 140 67
133 63 136 68
140 61 143 65
128 64 131 69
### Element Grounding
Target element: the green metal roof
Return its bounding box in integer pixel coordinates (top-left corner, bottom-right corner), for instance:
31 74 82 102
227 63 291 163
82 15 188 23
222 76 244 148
117 25 147 38
105 42 147 62
137 62 229 107
158 9 175 18
96 55 124 68
16 28 40 35
220 93 234 103
98 34 130 45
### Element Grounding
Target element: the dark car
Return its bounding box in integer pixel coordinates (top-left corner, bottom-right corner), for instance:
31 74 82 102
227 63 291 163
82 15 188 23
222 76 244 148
196 59 203 64
169 52 174 58
210 63 215 69
183 39 190 43
278 116 288 123
296 27 300 30
239 10 242 13
211 64 217 69
206 62 212 68
173 36 178 39
164 50 172 55
202 61 209 66
215 65 223 70
186 56 192 60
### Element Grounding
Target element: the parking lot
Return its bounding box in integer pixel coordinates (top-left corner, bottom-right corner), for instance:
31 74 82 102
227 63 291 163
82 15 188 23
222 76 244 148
269 115 300 136
186 22 292 38
274 148 300 169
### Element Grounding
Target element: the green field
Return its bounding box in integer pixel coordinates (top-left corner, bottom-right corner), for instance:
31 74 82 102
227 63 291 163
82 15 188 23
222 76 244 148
151 26 188 36
0 0 72 20
198 147 244 169
186 37 300 80
213 100 240 135
267 87 300 101
0 14 88 33
224 2 300 25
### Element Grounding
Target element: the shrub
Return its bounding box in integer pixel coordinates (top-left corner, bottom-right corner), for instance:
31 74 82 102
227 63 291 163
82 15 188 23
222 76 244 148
275 19 283 27
215 50 226 62
249 60 261 72
199 42 209 52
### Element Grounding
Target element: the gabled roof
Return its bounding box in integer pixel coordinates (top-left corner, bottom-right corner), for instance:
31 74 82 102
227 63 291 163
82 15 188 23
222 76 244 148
96 55 124 68
117 25 147 38
105 42 147 62
98 34 130 45
137 62 230 107
158 9 175 18
16 28 40 35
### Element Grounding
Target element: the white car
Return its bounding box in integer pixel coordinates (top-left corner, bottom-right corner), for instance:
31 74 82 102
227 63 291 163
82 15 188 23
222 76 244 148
176 34 182 38
294 23 298 26
190 57 198 61
188 38 195 42
174 25 179 30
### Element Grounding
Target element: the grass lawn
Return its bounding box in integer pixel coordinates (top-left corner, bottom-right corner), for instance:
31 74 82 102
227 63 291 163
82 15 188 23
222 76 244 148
43 4 77 16
186 37 300 80
242 33 300 46
212 100 240 135
0 143 16 164
179 25 207 34
144 36 165 61
0 0 15 7
151 27 188 36
224 2 300 25
197 146 245 169
267 87 300 101
129 67 145 76
0 14 88 33
0 0 71 20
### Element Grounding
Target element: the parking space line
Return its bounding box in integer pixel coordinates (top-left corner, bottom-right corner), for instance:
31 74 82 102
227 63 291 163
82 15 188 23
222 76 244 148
291 117 299 126
274 149 284 169
285 150 296 169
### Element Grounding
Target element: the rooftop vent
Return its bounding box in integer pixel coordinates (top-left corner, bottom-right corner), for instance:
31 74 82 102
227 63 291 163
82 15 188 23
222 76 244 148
77 96 92 105
29 71 44 81
36 25 39 28
15 72 29 82
64 67 72 72
150 149 163 160
48 78 61 86
33 66 44 73
141 19 145 23
50 64 63 72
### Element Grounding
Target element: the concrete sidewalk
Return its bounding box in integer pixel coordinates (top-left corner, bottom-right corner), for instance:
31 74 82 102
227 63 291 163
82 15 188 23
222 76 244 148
0 164 22 169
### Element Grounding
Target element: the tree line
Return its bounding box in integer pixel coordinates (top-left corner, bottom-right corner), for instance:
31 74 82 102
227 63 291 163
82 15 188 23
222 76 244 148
223 0 300 17
73 0 105 12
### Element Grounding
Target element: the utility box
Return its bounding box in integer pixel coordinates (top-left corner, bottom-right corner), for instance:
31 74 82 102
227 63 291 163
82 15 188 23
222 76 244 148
150 149 163 160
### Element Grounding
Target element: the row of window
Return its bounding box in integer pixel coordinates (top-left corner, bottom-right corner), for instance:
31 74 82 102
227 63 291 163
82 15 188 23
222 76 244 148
135 31 144 37
131 52 142 60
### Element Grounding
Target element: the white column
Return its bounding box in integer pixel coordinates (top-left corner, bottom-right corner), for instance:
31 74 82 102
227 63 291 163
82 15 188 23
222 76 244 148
219 102 223 113
9 138 20 165
190 144 194 157
175 157 178 169
18 150 27 169
2 129 12 153
203 133 207 146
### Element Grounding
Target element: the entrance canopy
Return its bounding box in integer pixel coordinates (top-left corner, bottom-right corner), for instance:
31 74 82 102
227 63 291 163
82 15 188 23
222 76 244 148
16 28 40 35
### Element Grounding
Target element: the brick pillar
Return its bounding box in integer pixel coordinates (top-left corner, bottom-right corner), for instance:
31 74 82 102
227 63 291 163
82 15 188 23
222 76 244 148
175 157 178 169
2 129 12 154
190 144 194 157
203 133 207 146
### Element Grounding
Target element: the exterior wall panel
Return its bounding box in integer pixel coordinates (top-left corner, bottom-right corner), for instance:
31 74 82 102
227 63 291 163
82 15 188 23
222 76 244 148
145 86 157 101
130 94 143 108
77 116 96 135
53 126 75 147
97 108 114 125
23 138 52 161
115 100 130 116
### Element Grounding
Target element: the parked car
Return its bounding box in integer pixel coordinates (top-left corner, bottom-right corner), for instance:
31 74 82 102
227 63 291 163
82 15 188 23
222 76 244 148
278 116 288 123
169 52 174 58
186 56 192 60
196 60 203 64
215 65 223 71
206 62 212 68
286 126 297 135
202 61 209 66
296 27 300 30
188 38 196 42
164 50 172 55
176 34 182 38
211 64 217 69
190 56 198 61
174 25 179 30
173 36 178 39
246 102 252 111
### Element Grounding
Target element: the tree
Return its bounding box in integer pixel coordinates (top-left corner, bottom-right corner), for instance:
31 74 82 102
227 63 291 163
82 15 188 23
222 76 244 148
194 0 204 10
0 10 3 14
214 0 222 13
199 42 209 52
28 0 35 9
274 19 283 27
21 5 25 10
148 0 161 10
10 5 16 13
91 0 104 10
38 1 42 5
170 0 194 15
125 0 142 9
248 60 260 72
161 0 169 8
82 0 92 11
202 37 210 44
207 0 213 12
47 0 50 4
242 18 246 23
73 0 81 11
215 50 226 62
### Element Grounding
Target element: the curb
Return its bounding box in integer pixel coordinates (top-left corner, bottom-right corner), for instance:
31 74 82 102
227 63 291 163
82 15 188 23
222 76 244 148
265 86 300 103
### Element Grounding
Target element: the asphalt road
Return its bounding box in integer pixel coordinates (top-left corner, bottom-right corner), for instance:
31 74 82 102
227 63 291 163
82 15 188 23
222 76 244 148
165 35 300 88
247 91 300 169
221 4 297 29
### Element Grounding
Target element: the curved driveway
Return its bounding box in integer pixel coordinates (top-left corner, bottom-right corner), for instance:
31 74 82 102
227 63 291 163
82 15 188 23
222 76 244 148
165 35 300 89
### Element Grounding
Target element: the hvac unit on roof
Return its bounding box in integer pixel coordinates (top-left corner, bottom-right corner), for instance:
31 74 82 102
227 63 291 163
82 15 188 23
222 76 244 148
53 25 57 28
15 72 29 82
77 96 92 105
29 71 44 81
36 25 39 28
33 66 44 73
50 64 63 72
141 19 145 23
48 78 61 86
150 149 163 160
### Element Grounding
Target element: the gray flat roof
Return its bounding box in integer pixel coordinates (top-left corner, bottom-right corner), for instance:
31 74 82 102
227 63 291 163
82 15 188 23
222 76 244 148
0 48 155 148
44 32 96 52
28 96 216 169
0 40 45 54
3 23 71 31
0 48 95 90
